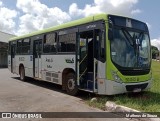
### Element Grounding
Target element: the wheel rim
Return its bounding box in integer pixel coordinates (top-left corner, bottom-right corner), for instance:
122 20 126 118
67 79 75 90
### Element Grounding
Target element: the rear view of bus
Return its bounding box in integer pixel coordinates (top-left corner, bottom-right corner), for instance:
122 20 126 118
103 15 152 95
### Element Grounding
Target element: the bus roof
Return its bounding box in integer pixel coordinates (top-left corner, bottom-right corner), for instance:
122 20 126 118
10 13 108 41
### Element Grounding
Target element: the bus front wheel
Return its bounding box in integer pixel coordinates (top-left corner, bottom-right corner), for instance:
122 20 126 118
20 66 26 81
66 73 78 95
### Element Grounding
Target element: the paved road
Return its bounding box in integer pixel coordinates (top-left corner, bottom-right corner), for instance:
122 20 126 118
0 68 132 121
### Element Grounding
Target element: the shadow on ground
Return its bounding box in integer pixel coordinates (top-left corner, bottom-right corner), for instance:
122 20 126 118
11 77 94 99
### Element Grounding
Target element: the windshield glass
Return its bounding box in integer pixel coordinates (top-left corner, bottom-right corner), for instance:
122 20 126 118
110 28 151 68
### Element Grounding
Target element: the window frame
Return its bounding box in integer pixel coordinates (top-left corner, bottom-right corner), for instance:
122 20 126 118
16 38 31 55
43 32 57 54
57 28 77 53
16 39 22 54
22 38 31 54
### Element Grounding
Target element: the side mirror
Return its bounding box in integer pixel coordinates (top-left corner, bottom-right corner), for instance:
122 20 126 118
108 29 113 40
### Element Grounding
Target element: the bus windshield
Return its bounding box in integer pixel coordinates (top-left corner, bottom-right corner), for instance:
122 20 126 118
110 28 151 69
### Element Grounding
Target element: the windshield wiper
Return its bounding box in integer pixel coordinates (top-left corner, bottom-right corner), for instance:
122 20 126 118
137 32 144 46
121 28 139 66
121 28 134 47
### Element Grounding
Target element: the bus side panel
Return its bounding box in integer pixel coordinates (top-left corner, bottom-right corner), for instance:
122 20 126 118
41 54 75 85
15 55 33 77
25 55 34 77
12 58 16 74
97 61 106 94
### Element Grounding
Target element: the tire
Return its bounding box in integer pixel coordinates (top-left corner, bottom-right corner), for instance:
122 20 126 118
20 66 26 81
66 73 78 95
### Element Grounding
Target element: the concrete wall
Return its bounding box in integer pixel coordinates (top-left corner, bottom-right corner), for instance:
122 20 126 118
0 31 15 43
0 42 8 68
0 51 7 68
0 31 16 68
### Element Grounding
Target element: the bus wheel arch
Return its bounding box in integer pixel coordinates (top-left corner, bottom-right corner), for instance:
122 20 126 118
19 64 25 81
62 68 78 95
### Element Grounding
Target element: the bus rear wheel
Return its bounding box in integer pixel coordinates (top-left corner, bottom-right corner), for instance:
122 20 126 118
66 73 78 95
20 66 26 81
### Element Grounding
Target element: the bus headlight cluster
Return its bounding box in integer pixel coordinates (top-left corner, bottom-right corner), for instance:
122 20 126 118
111 71 122 83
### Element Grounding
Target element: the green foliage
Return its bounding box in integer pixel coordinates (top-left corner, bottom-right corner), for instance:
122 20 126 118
152 45 159 59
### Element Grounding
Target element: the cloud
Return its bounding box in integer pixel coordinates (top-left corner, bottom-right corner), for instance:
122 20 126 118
0 0 142 35
0 1 17 34
69 0 140 18
0 1 2 6
16 0 141 35
151 38 160 50
146 22 151 29
131 9 142 15
16 0 71 35
69 3 84 17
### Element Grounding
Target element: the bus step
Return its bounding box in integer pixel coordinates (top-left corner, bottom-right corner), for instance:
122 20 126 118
87 72 93 80
79 88 94 93
87 80 93 90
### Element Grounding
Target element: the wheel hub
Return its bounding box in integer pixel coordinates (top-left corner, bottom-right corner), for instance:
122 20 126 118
68 79 75 90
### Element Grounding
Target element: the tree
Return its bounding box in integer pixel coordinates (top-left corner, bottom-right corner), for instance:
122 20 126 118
151 45 159 59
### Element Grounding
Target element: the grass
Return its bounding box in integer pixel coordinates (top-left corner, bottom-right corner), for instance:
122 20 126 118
86 60 160 112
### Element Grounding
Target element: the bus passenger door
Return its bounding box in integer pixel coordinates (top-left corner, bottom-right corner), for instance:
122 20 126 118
33 40 42 78
78 30 96 91
78 29 101 92
11 43 16 73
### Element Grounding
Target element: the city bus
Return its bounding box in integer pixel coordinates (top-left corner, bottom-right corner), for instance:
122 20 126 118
8 14 152 95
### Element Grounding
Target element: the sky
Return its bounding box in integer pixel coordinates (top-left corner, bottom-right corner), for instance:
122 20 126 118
0 0 160 49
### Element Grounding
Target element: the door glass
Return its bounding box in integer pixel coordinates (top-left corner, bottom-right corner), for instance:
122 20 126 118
12 44 16 58
35 42 39 58
35 41 42 58
38 41 42 58
80 38 87 74
79 31 94 90
34 40 42 78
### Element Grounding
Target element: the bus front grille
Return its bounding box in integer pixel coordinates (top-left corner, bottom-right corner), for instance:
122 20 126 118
126 83 148 92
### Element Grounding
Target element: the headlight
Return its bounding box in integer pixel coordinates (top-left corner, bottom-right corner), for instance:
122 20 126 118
111 71 122 83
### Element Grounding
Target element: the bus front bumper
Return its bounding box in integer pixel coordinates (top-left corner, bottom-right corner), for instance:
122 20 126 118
98 79 152 95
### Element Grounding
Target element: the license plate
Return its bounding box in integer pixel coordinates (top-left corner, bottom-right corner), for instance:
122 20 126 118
133 88 141 93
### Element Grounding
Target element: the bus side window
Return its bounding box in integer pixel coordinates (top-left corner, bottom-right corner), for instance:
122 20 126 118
43 33 57 53
22 38 30 54
17 40 22 54
95 29 105 61
43 44 50 53
58 33 76 52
